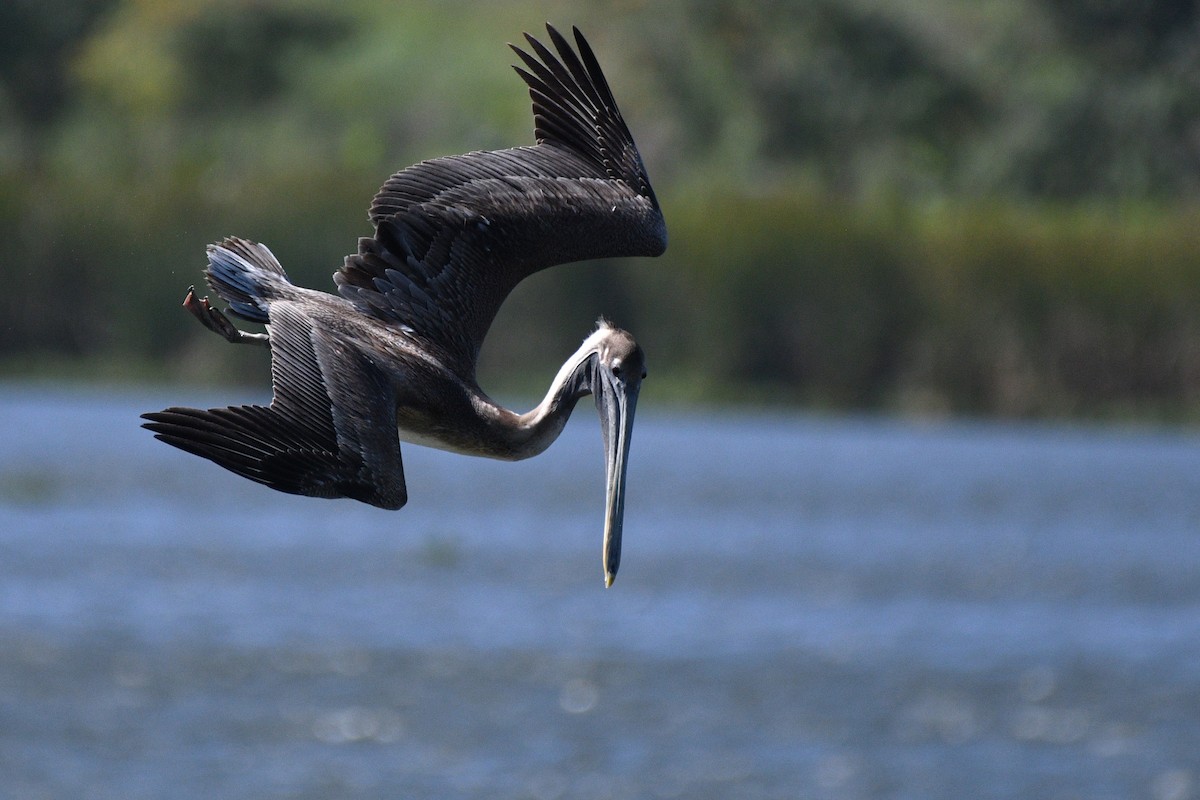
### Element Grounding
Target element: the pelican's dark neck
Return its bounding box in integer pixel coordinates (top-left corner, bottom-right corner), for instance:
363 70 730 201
477 328 605 460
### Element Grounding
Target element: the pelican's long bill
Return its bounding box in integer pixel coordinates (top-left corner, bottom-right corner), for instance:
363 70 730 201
595 362 640 587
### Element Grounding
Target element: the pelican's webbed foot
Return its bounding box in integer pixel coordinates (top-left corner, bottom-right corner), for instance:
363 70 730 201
183 286 269 347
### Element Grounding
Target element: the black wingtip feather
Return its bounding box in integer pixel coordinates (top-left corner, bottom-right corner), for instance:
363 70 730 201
509 23 644 184
571 25 621 113
142 406 338 497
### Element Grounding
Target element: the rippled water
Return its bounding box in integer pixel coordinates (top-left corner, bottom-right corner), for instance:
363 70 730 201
2 384 1199 799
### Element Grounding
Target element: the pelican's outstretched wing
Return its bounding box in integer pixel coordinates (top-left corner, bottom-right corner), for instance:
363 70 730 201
141 303 408 510
333 24 667 375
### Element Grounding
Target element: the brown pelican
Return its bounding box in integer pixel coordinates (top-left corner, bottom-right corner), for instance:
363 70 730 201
141 24 666 587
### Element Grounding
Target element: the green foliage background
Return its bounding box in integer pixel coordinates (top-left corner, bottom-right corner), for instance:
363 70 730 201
2 0 1198 418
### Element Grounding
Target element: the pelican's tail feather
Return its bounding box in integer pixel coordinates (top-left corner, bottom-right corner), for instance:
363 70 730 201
204 237 290 323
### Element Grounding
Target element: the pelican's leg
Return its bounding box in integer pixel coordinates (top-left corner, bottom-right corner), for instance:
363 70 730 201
182 286 270 347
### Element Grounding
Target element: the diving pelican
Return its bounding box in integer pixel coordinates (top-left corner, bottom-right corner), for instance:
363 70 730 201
141 24 666 587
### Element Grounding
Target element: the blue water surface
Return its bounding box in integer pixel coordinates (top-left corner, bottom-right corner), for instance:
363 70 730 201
1 384 1198 799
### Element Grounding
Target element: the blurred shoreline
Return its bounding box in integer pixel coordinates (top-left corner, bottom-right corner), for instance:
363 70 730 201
4 2 1200 422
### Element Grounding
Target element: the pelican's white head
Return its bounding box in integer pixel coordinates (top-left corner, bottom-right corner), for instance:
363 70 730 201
525 319 645 587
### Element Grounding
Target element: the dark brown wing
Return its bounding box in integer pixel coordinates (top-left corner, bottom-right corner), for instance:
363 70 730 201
333 24 667 375
141 304 407 509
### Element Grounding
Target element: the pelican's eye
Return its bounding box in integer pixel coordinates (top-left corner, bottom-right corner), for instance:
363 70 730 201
611 362 623 379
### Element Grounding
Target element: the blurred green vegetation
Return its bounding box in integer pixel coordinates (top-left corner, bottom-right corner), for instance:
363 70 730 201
2 0 1199 419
